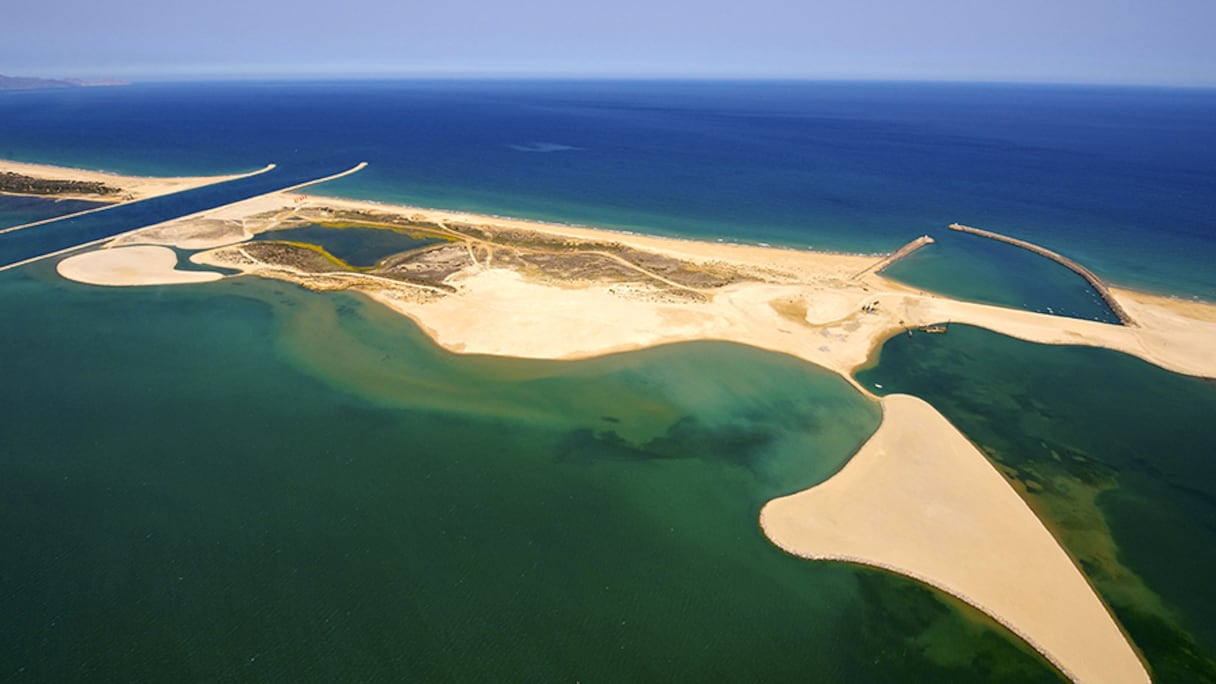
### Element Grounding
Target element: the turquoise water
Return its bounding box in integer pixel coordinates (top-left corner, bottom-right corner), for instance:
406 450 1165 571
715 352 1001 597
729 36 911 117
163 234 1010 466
0 266 1066 682
251 224 442 268
858 326 1216 682
881 228 1121 323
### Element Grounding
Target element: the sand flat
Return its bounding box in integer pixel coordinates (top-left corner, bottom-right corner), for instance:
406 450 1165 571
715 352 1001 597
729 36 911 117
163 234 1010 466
762 394 1150 684
57 246 223 286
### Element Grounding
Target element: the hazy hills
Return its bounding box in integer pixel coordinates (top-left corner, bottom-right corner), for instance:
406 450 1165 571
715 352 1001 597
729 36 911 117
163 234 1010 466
0 74 128 90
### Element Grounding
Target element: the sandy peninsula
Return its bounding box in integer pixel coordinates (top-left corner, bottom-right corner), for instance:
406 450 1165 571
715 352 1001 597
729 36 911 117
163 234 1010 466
0 158 274 203
763 394 1150 684
17 161 1216 682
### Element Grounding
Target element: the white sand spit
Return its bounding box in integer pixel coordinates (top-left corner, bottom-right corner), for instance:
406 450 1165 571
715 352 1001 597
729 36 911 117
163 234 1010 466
57 246 223 286
761 394 1150 684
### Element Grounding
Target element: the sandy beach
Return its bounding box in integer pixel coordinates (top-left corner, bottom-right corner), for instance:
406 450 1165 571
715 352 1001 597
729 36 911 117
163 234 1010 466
762 394 1150 684
179 192 1216 383
17 160 1216 682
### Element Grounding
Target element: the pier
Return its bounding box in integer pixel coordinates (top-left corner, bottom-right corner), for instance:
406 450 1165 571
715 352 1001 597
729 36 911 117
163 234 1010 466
948 223 1135 326
0 162 366 272
852 234 934 279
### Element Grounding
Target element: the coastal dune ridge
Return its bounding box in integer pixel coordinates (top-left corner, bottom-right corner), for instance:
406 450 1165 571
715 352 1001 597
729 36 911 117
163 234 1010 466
23 160 1216 683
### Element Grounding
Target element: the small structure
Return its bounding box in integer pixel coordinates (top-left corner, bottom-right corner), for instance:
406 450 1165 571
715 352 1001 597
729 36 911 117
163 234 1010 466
920 321 950 334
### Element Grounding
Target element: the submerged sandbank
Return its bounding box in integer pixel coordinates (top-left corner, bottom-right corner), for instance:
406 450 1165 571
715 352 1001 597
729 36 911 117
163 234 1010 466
761 394 1149 684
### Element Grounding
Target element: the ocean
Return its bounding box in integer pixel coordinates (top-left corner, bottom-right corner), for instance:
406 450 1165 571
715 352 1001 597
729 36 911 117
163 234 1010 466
2 80 1215 681
1 80 1213 298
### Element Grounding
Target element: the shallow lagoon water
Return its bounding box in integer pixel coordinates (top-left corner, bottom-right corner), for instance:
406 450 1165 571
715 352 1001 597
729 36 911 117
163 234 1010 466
858 325 1216 682
0 265 1067 682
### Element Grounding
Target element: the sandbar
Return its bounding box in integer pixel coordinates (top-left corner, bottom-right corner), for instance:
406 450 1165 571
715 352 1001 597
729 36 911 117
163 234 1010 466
57 245 223 286
761 394 1149 684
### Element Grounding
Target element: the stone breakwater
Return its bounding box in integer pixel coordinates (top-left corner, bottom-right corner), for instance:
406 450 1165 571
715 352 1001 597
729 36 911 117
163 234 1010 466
948 223 1135 326
853 234 935 279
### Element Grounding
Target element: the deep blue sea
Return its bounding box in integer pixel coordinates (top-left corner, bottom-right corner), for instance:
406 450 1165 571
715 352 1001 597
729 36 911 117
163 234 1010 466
1 80 1213 299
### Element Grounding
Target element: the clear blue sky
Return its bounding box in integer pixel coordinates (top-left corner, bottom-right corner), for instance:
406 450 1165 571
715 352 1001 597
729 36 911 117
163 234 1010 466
4 0 1214 86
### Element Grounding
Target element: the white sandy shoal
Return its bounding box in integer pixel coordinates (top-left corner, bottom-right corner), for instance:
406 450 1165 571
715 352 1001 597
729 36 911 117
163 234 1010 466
761 394 1150 684
57 246 223 286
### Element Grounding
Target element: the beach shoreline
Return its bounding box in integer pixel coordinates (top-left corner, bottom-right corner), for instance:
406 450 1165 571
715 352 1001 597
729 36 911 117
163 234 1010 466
229 193 1216 378
45 182 1216 386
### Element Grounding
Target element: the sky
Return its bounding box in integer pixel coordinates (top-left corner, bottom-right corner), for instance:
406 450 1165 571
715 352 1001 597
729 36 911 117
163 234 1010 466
3 0 1214 86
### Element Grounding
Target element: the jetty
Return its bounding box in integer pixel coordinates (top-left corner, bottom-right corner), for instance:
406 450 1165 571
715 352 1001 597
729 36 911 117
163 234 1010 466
0 162 367 273
948 223 1135 327
852 234 934 279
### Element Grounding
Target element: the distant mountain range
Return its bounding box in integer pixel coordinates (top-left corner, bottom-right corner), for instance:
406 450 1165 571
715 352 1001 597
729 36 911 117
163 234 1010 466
0 74 129 90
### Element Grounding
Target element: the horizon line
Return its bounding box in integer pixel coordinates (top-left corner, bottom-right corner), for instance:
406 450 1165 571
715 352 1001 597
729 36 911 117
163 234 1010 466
19 74 1216 92
6 68 1216 91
